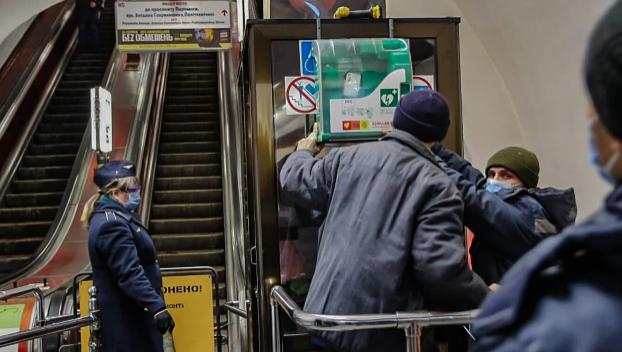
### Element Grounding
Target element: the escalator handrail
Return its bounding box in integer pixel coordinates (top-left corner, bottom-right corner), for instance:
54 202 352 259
0 30 80 213
138 53 169 224
0 1 75 141
0 45 122 287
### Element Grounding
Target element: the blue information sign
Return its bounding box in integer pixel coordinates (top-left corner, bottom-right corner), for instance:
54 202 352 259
299 40 315 76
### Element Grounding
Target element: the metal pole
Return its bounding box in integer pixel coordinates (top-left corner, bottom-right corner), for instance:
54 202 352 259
270 299 281 352
404 323 421 352
88 287 101 352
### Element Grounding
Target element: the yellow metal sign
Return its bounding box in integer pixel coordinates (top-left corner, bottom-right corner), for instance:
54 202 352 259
80 274 214 352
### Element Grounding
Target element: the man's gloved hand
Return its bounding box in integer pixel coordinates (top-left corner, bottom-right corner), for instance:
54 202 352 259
296 122 320 155
154 309 175 334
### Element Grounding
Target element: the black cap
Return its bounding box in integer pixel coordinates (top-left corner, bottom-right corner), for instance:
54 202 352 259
392 90 450 143
94 160 136 188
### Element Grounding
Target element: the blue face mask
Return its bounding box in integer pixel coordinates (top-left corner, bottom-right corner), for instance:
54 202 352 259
125 193 141 211
485 179 515 193
589 135 620 185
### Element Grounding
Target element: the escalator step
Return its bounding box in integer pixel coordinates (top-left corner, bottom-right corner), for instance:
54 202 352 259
165 80 217 89
0 206 58 222
0 221 52 238
46 104 89 114
164 95 216 105
12 178 67 193
164 103 218 113
38 122 86 133
154 176 221 190
57 80 101 89
162 112 219 122
18 166 72 179
29 143 79 155
152 232 224 251
43 113 88 123
50 95 90 105
158 141 220 153
162 121 218 132
156 163 221 177
159 131 219 143
150 217 224 233
151 203 223 218
0 238 44 255
4 192 63 207
157 249 225 268
165 87 218 96
35 132 84 144
152 189 222 204
0 255 32 274
158 152 221 165
23 154 76 166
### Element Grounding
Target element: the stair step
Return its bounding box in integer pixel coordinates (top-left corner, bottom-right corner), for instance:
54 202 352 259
158 141 220 153
18 165 72 179
4 192 63 207
164 103 218 113
0 206 58 222
38 122 86 133
156 163 221 177
152 232 224 251
28 143 79 155
34 132 84 144
154 176 221 190
162 112 219 122
0 255 32 275
151 203 223 218
23 154 77 167
12 178 67 193
153 189 222 204
157 249 225 267
150 217 223 233
158 152 221 165
0 220 52 238
165 86 218 96
0 237 44 255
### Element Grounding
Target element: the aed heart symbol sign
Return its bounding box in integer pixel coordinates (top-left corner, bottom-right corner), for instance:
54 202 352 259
380 89 398 107
285 76 317 115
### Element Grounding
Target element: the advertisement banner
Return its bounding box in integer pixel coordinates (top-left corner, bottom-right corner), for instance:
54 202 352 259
80 275 214 352
115 1 232 51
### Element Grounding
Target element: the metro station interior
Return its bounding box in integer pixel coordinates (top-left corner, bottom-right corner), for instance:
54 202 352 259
0 0 620 351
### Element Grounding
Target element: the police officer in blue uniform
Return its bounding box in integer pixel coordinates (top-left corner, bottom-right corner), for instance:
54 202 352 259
81 160 175 352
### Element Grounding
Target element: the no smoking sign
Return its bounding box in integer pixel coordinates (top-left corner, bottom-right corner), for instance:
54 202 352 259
285 76 317 115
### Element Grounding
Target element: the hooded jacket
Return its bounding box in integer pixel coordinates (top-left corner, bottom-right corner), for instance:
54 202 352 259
472 185 622 351
279 130 488 352
433 144 577 284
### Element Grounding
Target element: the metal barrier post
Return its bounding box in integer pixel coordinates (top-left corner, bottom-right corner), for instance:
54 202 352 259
88 287 101 352
270 298 281 352
404 323 421 352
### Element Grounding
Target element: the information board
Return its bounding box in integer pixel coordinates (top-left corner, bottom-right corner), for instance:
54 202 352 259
115 1 232 51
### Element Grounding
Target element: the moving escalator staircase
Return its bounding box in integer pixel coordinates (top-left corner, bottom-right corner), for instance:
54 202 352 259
148 52 226 310
0 2 116 280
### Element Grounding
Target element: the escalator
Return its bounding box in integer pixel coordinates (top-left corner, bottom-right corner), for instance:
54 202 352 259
147 52 227 340
0 2 116 280
148 52 226 297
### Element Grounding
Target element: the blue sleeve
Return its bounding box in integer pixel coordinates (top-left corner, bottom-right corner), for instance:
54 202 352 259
433 143 487 186
279 149 336 213
96 220 166 314
443 166 548 260
411 181 488 310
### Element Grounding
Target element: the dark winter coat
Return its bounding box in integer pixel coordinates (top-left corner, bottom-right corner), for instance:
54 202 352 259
472 185 622 352
279 130 489 352
433 144 577 284
76 0 103 23
88 199 166 352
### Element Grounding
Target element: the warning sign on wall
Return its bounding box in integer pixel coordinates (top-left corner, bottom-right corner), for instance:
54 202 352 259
285 76 317 115
80 275 214 352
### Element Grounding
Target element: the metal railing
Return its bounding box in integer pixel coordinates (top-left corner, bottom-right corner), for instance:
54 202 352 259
270 285 478 352
0 285 100 350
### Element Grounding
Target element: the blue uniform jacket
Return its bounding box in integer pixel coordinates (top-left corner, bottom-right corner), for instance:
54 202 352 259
433 144 577 284
88 199 166 352
280 130 488 352
472 185 622 351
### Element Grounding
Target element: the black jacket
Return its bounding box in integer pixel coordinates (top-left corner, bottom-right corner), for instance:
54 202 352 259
433 144 577 284
88 199 165 352
472 185 622 351
280 130 488 352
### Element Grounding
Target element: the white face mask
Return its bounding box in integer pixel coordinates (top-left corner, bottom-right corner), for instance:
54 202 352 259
588 117 621 185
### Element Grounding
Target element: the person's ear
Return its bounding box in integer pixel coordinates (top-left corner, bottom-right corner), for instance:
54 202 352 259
609 137 622 154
